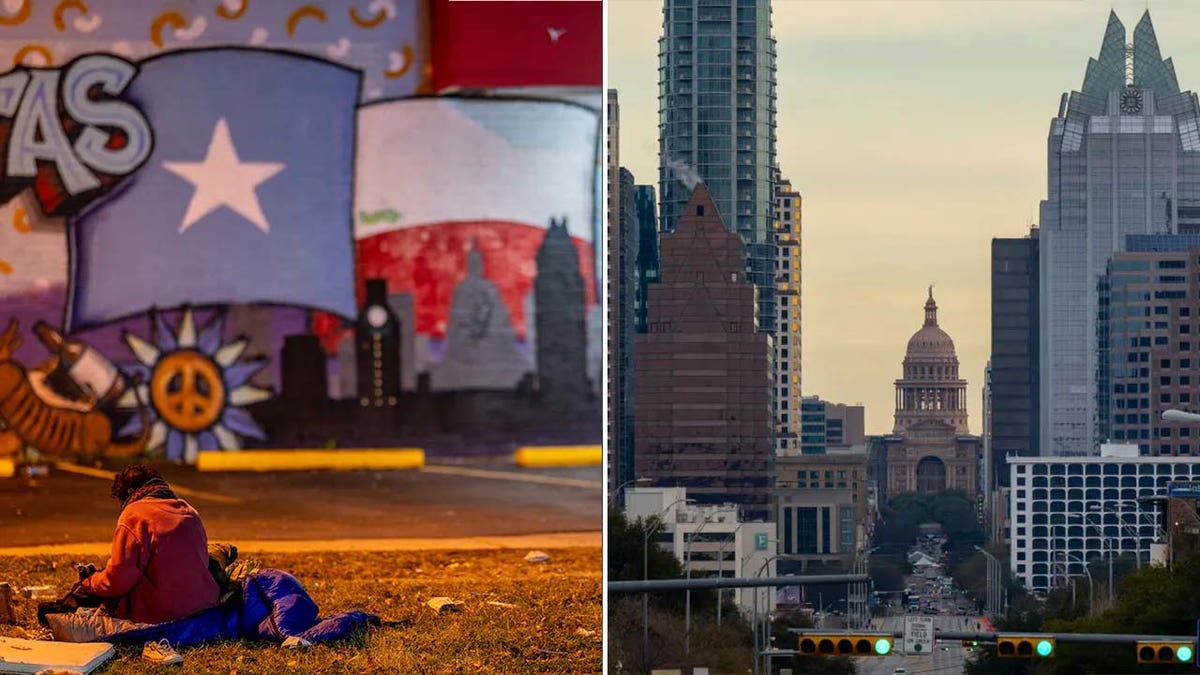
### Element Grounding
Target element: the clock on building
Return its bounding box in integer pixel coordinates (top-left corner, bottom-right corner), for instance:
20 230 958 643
366 305 388 328
1120 88 1144 114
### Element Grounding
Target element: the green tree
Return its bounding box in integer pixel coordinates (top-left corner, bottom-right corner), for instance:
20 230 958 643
607 507 745 673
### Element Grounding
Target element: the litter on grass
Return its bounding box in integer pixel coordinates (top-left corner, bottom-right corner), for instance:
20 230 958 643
427 597 461 613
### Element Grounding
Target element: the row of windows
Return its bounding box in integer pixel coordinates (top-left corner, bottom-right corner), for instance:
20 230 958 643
1014 462 1200 475
1017 476 1186 491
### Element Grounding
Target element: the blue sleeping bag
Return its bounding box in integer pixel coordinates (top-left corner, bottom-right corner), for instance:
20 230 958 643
101 568 379 647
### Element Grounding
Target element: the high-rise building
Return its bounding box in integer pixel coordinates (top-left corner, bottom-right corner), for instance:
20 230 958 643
534 219 589 408
610 168 639 493
774 168 801 453
1100 234 1200 455
607 89 619 229
356 278 401 406
607 89 621 492
634 185 659 334
1007 446 1193 592
990 230 1040 484
634 184 774 521
280 334 327 404
658 0 778 333
1039 11 1200 456
798 397 865 455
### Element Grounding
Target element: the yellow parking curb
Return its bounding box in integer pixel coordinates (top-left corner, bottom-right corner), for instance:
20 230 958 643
513 445 602 468
0 457 13 478
196 448 425 472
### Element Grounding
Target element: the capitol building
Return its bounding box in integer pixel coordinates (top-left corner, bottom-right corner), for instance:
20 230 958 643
871 289 982 500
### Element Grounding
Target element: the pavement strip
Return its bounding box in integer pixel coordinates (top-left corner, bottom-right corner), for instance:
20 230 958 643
420 463 603 489
54 461 601 500
54 462 242 505
0 531 602 557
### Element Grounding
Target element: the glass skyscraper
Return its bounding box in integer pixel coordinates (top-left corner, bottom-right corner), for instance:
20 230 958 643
1040 11 1200 455
658 0 778 332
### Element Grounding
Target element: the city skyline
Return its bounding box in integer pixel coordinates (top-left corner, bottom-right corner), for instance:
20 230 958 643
610 0 1200 435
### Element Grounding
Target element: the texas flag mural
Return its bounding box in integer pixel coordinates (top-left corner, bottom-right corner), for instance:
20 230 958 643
67 49 360 331
314 97 599 388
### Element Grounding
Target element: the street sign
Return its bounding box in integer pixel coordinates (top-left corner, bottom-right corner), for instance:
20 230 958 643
905 616 934 655
756 533 768 550
1169 482 1200 498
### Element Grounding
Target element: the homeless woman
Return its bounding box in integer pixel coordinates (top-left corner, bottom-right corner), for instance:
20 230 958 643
39 465 220 641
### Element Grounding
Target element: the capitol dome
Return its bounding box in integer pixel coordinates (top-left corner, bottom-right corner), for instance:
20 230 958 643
893 286 968 435
905 288 956 360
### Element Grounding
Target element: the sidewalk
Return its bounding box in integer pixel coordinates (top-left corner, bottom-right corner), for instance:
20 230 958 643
0 531 601 557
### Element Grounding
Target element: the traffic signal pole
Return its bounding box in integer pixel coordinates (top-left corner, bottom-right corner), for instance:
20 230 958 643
792 628 1197 645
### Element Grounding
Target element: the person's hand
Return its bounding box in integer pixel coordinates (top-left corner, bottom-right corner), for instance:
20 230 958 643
76 563 96 581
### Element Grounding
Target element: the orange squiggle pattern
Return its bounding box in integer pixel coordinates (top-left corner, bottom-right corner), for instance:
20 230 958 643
150 11 188 48
53 0 88 32
349 4 387 29
13 207 30 233
0 206 32 275
286 5 326 38
384 45 412 79
12 44 53 66
216 0 247 21
0 0 31 26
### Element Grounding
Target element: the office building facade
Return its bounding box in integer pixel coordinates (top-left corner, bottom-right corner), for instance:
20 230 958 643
634 185 660 334
658 0 778 333
1101 235 1200 455
634 185 774 521
611 167 640 493
991 231 1040 483
798 397 865 455
625 487 777 617
1039 11 1200 456
1007 447 1193 592
775 448 868 570
774 169 802 453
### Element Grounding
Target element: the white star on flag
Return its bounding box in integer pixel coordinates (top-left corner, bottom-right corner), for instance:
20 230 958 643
163 118 285 234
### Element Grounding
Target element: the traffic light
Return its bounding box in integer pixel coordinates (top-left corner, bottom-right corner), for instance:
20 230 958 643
797 633 894 657
1136 641 1195 664
961 639 979 649
996 636 1055 658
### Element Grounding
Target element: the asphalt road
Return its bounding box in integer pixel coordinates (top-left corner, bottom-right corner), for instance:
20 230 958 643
856 615 979 675
0 461 602 546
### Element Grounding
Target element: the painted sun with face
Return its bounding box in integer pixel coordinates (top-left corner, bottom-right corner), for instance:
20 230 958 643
117 308 270 464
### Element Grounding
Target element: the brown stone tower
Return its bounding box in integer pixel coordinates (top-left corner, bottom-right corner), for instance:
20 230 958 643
634 185 774 521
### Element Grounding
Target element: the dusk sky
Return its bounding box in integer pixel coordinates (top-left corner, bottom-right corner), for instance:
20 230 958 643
609 0 1200 435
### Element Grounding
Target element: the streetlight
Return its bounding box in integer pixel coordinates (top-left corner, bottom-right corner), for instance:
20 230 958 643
684 510 720 657
641 497 692 671
750 549 785 675
714 522 744 627
974 546 1001 619
609 477 652 507
1058 551 1095 617
1094 502 1146 569
850 547 878 629
1163 409 1200 423
1070 512 1114 609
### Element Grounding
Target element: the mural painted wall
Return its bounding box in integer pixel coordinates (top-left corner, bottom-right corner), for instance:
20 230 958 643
0 0 602 465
